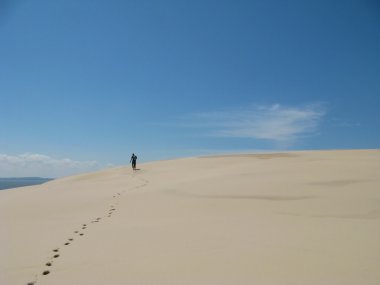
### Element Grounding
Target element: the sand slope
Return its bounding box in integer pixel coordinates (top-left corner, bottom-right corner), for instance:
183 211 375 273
1 150 379 285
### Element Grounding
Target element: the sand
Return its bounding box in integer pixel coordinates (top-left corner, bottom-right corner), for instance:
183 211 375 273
0 150 379 285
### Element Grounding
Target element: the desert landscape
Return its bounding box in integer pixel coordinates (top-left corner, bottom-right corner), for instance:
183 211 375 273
1 150 379 285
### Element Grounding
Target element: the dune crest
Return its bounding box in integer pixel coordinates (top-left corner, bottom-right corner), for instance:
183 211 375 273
1 150 379 285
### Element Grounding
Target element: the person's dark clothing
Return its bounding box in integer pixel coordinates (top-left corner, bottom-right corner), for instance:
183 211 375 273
130 154 137 169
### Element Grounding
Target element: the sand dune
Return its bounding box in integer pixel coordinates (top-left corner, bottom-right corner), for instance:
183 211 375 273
1 150 379 285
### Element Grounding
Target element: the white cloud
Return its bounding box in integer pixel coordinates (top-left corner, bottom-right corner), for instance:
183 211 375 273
188 103 325 144
0 153 101 178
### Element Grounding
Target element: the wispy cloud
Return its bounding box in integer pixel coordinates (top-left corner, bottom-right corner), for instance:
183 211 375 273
184 103 326 144
0 153 101 178
330 118 360 128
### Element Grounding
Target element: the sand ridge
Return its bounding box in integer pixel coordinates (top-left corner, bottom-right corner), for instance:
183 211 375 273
0 150 379 285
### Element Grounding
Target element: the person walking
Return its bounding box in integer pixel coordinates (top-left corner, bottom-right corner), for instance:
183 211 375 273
130 153 137 170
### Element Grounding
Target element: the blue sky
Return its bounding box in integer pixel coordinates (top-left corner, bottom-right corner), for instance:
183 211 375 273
0 0 379 177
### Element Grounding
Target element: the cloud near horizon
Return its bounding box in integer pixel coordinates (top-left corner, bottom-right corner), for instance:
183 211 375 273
187 103 326 144
0 153 101 178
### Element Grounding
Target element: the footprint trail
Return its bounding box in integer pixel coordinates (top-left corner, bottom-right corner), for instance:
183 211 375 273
25 173 148 284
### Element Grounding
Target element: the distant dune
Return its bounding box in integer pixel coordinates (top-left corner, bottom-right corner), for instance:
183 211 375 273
1 150 379 285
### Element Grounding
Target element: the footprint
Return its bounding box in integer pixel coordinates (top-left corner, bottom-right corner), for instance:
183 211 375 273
42 270 50 275
27 282 35 285
80 233 84 236
74 231 79 233
64 242 70 245
53 249 59 252
69 238 73 241
46 262 52 266
53 254 59 258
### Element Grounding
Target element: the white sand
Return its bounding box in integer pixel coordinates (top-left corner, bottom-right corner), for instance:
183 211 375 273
1 150 379 285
